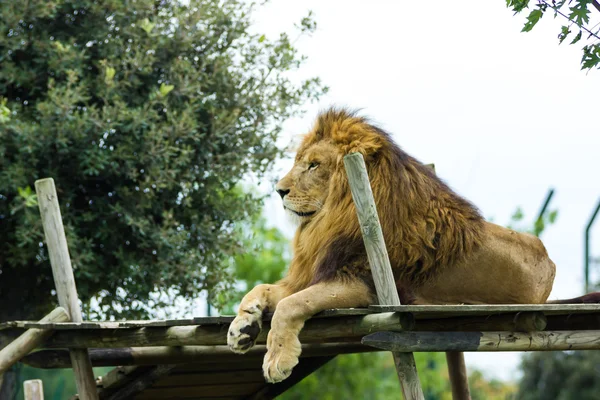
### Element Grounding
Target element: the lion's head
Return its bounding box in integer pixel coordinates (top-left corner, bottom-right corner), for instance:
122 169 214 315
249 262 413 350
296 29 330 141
277 108 484 293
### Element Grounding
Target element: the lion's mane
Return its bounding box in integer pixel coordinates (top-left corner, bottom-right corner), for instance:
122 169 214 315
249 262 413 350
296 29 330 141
283 108 484 298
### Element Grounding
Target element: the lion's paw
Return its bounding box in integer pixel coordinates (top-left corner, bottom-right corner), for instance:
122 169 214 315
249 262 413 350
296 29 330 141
262 333 301 383
228 303 263 354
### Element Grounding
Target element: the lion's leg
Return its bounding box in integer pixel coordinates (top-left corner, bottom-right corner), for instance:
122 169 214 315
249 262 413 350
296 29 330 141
262 279 373 383
228 283 291 354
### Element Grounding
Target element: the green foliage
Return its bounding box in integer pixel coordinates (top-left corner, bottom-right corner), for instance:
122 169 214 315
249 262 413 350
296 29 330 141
518 351 600 400
506 0 600 70
282 352 455 400
12 363 112 400
507 205 558 237
0 0 326 320
216 214 290 314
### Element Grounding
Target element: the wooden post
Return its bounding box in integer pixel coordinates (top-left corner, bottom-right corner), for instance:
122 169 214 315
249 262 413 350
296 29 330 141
35 178 99 400
24 379 44 400
0 307 69 374
446 352 470 400
426 163 471 400
343 153 424 400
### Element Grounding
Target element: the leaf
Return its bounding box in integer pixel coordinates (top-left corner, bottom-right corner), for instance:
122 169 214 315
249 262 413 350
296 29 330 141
522 9 543 32
511 207 524 222
507 0 531 13
548 210 558 223
570 30 582 44
258 34 265 43
139 18 155 34
0 101 10 123
568 0 591 26
558 25 571 44
105 66 116 83
581 44 600 70
159 83 174 97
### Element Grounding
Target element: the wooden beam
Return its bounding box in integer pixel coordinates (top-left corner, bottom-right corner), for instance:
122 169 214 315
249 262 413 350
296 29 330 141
343 152 424 400
362 330 600 352
23 379 44 400
0 307 69 374
22 343 378 369
11 311 413 350
104 365 175 400
35 178 98 400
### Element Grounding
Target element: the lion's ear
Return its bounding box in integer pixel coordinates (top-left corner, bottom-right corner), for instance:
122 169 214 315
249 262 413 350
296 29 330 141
336 129 385 158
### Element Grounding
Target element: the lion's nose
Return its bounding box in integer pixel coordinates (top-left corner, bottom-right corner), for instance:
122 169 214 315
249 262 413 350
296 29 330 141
276 188 290 199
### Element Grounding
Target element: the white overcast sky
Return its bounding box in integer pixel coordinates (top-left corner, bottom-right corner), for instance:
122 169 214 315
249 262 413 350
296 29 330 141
246 0 600 381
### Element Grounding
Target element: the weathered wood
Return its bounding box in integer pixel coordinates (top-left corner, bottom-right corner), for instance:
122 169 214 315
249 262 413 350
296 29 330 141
0 307 69 374
11 312 412 350
363 330 600 352
136 382 264 399
446 352 471 400
414 312 547 332
344 152 424 400
104 365 176 400
23 343 377 368
370 303 600 316
514 312 547 332
24 379 44 400
35 178 98 400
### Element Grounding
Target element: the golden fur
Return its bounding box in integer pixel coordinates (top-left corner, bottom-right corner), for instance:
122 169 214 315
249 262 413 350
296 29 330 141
228 107 563 383
278 108 485 297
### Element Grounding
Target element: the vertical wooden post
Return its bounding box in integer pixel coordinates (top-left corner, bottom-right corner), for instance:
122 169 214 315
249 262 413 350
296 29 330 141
24 379 44 400
343 153 424 400
35 178 99 400
425 164 471 400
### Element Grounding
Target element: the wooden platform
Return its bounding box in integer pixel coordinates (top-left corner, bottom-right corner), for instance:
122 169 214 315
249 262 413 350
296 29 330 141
3 304 600 399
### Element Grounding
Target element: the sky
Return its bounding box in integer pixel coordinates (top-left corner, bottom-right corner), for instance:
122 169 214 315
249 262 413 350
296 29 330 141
247 0 600 382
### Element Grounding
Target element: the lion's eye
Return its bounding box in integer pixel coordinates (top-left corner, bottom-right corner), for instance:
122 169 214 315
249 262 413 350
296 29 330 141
308 162 319 171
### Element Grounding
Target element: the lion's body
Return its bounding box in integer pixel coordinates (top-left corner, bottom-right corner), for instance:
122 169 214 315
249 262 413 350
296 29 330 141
228 108 558 383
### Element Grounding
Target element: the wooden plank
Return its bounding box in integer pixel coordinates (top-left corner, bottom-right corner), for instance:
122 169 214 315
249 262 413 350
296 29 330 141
0 307 69 374
17 312 411 349
24 379 44 400
154 370 265 387
135 382 264 399
24 343 375 369
414 312 547 332
363 330 600 352
3 309 374 330
104 365 176 400
343 152 424 400
370 304 600 316
35 178 98 400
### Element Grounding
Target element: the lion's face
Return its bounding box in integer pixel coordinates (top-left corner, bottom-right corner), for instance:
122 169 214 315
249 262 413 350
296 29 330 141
275 140 339 220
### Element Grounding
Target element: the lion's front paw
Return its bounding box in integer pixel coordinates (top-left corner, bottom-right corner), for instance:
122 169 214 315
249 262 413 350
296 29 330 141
228 305 263 354
262 332 301 383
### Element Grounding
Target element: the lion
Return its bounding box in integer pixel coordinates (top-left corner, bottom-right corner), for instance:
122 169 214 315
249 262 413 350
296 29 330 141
227 107 597 383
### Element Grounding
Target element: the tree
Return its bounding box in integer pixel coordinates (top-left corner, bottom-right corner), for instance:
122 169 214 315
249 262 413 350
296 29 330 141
506 0 600 70
0 0 326 321
518 351 600 399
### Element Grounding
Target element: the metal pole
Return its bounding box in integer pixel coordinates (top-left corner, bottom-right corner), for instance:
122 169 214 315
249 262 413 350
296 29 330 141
585 199 600 293
534 189 555 237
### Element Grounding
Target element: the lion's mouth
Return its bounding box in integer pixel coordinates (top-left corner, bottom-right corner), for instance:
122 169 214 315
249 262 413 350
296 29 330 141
286 207 317 218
